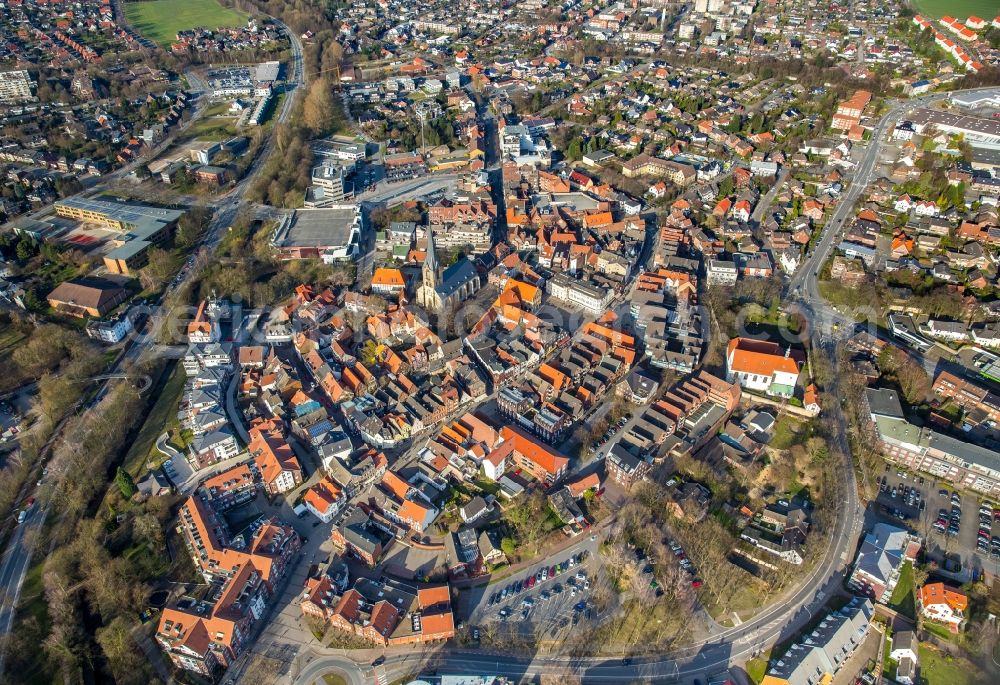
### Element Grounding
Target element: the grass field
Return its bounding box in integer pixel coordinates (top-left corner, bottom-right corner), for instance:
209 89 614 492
918 644 983 685
913 0 998 20
120 360 185 477
124 0 249 47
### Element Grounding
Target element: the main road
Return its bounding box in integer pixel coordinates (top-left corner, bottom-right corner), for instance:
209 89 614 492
0 18 306 677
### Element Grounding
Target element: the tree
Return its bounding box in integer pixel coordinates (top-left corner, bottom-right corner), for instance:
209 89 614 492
132 513 164 549
115 467 136 499
96 617 153 685
15 238 37 261
359 340 380 366
138 248 176 292
303 78 337 135
175 206 212 248
566 137 583 160
718 175 734 198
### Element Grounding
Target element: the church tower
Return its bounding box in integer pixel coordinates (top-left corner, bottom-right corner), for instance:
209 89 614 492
422 224 438 292
417 225 441 311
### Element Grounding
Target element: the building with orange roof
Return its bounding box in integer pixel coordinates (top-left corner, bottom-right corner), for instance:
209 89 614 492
305 575 454 647
496 425 568 485
918 582 968 631
502 279 542 309
200 463 257 510
371 267 406 295
564 472 601 498
249 422 303 494
159 494 301 674
303 477 345 522
187 299 220 343
726 337 802 398
371 469 439 533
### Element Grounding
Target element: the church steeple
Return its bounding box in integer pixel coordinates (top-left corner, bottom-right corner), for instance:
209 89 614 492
423 224 438 291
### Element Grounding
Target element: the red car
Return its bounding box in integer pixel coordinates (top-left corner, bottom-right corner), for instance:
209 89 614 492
25 496 35 508
526 576 536 589
691 580 703 589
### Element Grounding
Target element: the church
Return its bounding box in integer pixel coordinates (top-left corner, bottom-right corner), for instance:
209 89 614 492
415 225 482 313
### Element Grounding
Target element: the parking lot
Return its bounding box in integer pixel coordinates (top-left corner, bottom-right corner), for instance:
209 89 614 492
461 536 611 640
873 467 1000 579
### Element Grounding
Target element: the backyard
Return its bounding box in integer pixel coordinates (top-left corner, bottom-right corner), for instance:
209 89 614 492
918 643 983 685
123 0 249 47
888 561 916 620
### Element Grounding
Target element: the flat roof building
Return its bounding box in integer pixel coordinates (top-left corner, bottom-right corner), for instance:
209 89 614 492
0 69 35 104
270 207 361 262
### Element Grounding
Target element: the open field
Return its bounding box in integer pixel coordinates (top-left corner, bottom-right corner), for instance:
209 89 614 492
918 644 984 685
913 0 998 20
123 0 249 47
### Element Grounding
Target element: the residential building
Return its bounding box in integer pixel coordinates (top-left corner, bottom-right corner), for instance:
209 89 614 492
248 420 303 495
931 371 1000 425
86 314 133 343
848 523 921 603
371 267 406 296
866 387 1000 496
303 478 346 523
190 428 240 467
303 576 454 646
760 599 874 685
0 70 35 103
331 507 388 566
918 582 968 632
606 443 650 489
158 495 300 674
546 273 615 315
496 425 568 485
706 259 738 285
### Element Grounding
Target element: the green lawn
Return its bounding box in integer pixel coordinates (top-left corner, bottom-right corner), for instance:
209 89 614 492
124 0 249 48
888 561 916 620
770 415 803 450
121 360 186 477
918 644 981 685
913 0 998 20
184 116 240 141
744 655 769 684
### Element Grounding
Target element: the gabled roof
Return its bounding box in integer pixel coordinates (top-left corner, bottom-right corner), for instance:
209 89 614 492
727 338 800 377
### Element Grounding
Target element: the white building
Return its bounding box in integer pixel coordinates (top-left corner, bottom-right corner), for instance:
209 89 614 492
546 273 614 315
86 315 133 343
707 259 738 285
0 70 35 104
918 583 967 632
924 319 969 342
191 428 240 465
725 338 800 397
